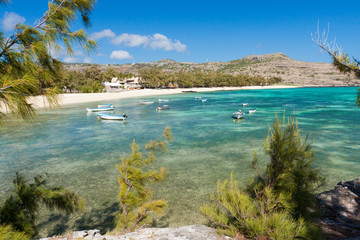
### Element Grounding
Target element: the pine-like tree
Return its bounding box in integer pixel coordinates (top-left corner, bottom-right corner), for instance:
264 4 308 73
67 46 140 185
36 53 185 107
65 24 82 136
115 127 172 233
0 173 83 237
201 114 324 239
0 0 96 122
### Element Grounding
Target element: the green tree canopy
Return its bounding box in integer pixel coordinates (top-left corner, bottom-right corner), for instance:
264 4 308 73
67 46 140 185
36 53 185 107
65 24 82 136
0 173 83 237
0 0 96 122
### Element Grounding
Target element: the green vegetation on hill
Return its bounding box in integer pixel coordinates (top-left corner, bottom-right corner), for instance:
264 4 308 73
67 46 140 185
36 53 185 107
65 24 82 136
139 68 282 88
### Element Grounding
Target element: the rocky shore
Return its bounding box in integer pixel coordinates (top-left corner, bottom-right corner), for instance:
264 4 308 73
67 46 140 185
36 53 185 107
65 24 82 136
40 180 360 240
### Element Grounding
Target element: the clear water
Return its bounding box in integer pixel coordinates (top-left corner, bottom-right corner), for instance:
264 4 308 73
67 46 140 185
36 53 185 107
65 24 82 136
1 87 359 236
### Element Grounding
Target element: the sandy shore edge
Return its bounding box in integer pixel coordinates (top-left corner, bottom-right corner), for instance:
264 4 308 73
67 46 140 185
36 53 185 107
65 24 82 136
24 85 299 110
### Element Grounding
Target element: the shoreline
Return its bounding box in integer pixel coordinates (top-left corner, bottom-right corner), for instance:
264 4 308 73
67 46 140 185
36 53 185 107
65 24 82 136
29 85 299 110
9 84 358 111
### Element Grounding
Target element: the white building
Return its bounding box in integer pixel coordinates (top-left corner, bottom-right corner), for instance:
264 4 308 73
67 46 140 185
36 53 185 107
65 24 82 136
103 77 142 92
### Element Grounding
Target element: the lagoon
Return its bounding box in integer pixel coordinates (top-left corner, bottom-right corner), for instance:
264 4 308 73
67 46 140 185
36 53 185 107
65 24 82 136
1 87 360 236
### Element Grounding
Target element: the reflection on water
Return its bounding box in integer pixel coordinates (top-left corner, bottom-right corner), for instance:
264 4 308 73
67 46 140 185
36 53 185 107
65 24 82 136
1 87 360 236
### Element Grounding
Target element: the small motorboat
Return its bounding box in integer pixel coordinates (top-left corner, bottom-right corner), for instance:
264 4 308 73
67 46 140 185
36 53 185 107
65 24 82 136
159 98 170 102
242 103 248 106
248 109 256 114
232 112 245 119
86 107 115 112
97 113 127 120
156 105 170 110
195 96 202 99
98 104 113 108
139 100 154 105
201 99 208 103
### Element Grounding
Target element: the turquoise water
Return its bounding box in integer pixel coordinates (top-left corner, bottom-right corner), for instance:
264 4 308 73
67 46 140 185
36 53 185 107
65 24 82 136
1 87 360 236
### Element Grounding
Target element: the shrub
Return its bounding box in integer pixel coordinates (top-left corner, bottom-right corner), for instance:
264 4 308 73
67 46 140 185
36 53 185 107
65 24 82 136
115 127 172 233
0 225 30 240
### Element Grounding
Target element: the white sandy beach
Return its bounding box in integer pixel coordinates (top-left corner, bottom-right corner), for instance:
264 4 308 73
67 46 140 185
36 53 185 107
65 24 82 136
0 85 301 113
26 85 299 110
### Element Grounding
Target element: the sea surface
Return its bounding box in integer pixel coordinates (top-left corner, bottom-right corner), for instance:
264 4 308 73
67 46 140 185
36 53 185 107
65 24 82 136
1 87 359 236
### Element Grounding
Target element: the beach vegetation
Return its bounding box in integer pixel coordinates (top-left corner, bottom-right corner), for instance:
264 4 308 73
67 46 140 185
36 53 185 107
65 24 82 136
0 0 96 122
115 127 172 233
0 173 84 238
0 225 30 240
201 114 324 239
139 68 282 88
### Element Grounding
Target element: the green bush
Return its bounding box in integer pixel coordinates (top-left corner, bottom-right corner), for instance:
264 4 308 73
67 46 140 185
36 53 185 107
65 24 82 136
201 114 324 239
0 225 30 240
115 127 172 233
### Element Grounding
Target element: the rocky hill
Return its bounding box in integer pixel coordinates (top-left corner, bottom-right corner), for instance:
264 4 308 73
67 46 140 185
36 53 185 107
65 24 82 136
65 53 360 86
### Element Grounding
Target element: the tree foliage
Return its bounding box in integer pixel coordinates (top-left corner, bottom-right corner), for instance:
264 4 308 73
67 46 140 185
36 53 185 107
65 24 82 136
0 0 96 122
201 175 306 239
312 24 360 105
0 173 84 237
139 68 282 88
115 127 172 233
201 115 324 239
0 225 30 240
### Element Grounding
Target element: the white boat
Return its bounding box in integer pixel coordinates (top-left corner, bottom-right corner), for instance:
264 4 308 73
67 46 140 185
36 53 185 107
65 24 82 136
139 100 154 105
86 107 115 112
201 99 208 103
242 103 248 106
195 96 202 99
159 98 170 102
248 109 256 114
232 112 245 119
156 105 170 110
98 104 113 108
97 113 127 120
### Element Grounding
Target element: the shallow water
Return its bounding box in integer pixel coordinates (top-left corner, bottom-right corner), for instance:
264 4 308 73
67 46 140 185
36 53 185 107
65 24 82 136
1 87 359 236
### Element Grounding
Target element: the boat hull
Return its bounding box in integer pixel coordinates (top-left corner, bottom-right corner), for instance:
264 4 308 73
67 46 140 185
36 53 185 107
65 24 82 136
139 101 154 105
232 112 245 119
156 105 170 110
86 107 115 112
97 113 126 120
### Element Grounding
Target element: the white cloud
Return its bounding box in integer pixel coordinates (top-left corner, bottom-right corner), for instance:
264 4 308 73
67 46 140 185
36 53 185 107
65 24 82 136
111 33 149 47
2 11 25 31
90 29 115 40
97 52 104 56
149 33 186 52
110 33 187 52
84 57 92 63
110 50 132 60
63 57 77 63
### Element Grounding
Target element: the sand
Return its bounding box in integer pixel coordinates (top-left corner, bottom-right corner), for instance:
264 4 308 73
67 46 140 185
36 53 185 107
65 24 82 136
1 85 299 113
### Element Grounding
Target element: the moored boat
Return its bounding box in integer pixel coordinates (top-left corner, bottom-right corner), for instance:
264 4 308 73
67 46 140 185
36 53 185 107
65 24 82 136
242 103 248 106
159 98 170 102
201 99 208 103
97 113 127 120
139 100 154 105
86 107 115 112
248 108 256 114
195 96 202 99
98 104 113 108
232 112 245 119
156 105 170 110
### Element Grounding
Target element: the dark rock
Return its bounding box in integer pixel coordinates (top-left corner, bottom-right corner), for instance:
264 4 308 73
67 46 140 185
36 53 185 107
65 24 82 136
319 179 360 240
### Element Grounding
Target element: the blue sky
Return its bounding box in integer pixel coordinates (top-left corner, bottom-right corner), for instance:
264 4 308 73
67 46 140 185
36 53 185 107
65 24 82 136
1 0 360 65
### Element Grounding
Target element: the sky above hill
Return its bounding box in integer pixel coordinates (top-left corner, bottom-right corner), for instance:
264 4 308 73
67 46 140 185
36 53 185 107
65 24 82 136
1 0 360 65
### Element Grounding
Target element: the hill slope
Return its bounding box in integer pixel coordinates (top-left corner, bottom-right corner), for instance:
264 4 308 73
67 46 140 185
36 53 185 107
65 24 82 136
67 53 359 86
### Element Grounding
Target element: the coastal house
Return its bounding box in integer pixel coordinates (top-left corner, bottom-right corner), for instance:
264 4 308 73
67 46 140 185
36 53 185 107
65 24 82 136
103 77 142 92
